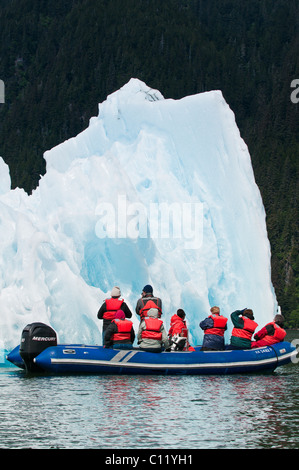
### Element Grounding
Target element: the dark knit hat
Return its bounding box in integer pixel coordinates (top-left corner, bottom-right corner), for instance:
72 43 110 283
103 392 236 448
142 284 153 294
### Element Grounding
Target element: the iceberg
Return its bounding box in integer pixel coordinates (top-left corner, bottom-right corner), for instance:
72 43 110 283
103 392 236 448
0 78 277 353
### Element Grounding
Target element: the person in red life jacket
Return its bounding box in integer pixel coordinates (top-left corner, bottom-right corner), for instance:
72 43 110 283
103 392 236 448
199 306 228 351
169 309 188 338
227 308 258 349
137 307 170 353
104 310 135 349
251 314 286 348
135 284 162 319
168 309 195 351
97 286 133 343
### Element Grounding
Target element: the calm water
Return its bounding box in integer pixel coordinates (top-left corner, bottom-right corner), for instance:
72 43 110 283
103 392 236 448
0 331 298 450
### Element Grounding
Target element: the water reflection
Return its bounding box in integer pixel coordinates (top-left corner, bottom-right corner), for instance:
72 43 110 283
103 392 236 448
0 360 298 449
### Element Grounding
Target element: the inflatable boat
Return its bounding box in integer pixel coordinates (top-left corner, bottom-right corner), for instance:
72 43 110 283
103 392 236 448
6 322 297 376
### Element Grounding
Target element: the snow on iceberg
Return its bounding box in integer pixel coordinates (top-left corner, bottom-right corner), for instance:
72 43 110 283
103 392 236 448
0 78 277 351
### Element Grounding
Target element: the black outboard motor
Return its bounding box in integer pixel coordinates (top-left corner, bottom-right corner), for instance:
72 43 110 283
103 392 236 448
19 322 57 372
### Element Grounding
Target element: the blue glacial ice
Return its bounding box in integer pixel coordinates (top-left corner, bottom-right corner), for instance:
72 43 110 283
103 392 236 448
0 78 278 351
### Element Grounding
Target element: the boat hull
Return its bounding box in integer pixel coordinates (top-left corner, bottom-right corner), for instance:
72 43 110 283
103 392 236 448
6 341 297 375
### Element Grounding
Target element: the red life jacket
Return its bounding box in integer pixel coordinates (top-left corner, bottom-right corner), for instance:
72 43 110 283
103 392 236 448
169 314 188 337
139 298 162 319
104 298 124 320
205 314 228 337
259 322 286 345
141 317 163 340
232 316 258 340
111 319 133 342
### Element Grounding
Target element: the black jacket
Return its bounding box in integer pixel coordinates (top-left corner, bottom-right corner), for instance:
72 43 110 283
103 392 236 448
135 294 162 317
104 320 135 348
97 299 133 329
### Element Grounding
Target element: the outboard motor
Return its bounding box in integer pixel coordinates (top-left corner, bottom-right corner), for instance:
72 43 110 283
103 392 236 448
19 322 57 372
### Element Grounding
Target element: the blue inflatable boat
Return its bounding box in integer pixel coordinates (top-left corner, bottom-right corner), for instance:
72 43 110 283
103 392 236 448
6 322 297 375
7 341 297 375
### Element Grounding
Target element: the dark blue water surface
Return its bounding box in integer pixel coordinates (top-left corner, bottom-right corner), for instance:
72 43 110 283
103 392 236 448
0 331 298 449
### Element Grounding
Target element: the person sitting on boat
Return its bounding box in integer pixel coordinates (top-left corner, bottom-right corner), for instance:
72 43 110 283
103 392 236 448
135 284 162 320
137 307 170 353
227 308 258 349
199 306 228 351
251 314 286 348
97 286 133 343
104 310 135 349
168 309 194 351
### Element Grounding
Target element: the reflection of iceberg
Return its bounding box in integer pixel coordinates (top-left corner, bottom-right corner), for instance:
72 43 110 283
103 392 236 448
0 78 277 351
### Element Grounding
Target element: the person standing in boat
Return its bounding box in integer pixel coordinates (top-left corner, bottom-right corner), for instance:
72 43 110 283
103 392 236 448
227 308 258 349
97 286 133 343
135 284 162 319
137 307 170 353
199 306 228 351
251 314 286 348
104 310 135 349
